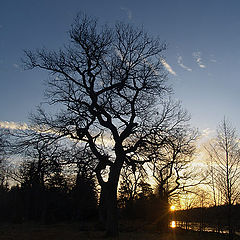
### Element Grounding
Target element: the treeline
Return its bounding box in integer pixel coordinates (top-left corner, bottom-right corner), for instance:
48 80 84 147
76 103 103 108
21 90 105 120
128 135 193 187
0 118 197 229
175 205 240 232
0 128 98 224
0 175 98 224
0 127 173 228
0 171 170 229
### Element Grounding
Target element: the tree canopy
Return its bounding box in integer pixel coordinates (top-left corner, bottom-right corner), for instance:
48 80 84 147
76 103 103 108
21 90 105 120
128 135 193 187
22 14 196 237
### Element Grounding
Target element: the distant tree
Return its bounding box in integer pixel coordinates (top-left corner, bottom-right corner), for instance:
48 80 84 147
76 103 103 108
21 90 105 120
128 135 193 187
137 180 153 199
23 14 195 236
71 174 98 221
10 129 64 189
0 129 10 223
9 128 71 221
207 159 219 206
62 145 98 221
145 102 198 231
118 164 147 208
149 103 197 197
205 118 240 239
0 129 9 186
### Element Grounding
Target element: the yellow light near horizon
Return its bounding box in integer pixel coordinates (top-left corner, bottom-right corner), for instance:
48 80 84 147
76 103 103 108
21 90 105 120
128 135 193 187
170 221 176 228
170 205 176 211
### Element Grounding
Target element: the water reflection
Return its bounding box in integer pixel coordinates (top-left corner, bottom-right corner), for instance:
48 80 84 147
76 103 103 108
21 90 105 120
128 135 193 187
174 221 229 234
170 221 176 228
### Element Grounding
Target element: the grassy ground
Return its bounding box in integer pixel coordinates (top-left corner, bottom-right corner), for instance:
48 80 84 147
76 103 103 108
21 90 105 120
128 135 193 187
0 222 238 240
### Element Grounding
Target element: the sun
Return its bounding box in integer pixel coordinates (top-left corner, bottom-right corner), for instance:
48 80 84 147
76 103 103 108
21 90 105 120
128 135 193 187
170 205 176 211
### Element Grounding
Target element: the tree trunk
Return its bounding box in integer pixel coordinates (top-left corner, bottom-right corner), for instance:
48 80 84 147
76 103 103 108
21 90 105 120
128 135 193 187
105 189 118 237
228 203 233 240
99 182 119 237
96 151 124 237
99 186 107 228
157 189 169 232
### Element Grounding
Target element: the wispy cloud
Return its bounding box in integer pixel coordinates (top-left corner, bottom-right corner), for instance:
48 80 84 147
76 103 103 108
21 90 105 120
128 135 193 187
160 58 177 76
209 54 217 63
13 63 20 69
0 121 56 135
0 121 29 130
177 56 192 72
193 51 206 68
120 7 132 20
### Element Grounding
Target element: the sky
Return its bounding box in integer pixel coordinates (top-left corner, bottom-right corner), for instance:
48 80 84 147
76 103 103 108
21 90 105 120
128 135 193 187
1 0 240 138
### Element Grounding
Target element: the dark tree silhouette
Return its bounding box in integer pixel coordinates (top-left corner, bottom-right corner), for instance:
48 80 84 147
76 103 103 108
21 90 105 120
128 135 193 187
22 14 194 236
8 127 98 223
0 129 9 186
8 129 67 221
148 101 197 195
142 102 198 231
118 164 147 207
10 128 65 189
205 118 240 240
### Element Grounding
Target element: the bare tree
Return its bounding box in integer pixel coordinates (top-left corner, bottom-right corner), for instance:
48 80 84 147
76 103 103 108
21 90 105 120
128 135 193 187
205 118 240 239
118 164 147 208
0 129 9 186
22 14 194 236
144 110 198 231
150 107 197 199
9 128 65 188
206 156 224 207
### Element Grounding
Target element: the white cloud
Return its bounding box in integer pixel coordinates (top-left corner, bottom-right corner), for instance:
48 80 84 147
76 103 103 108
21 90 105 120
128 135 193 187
160 58 177 76
120 7 132 20
0 121 29 130
177 56 192 72
193 51 206 68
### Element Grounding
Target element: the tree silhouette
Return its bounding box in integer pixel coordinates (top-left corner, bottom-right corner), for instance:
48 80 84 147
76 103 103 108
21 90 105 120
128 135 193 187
22 14 194 236
148 113 197 230
0 129 9 186
118 164 147 207
205 118 240 240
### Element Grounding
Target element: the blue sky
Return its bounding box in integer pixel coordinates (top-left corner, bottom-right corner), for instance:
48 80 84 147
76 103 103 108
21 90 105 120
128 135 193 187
1 0 240 136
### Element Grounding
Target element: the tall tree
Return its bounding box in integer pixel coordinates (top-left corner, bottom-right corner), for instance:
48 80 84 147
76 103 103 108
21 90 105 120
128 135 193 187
205 118 240 239
150 103 197 199
147 110 197 231
0 129 9 186
23 14 193 236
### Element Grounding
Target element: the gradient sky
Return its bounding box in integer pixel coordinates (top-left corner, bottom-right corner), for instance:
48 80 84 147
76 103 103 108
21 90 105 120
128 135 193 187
1 0 240 136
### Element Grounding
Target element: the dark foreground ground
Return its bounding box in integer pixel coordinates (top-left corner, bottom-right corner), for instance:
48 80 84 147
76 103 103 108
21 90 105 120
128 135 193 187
0 222 239 240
